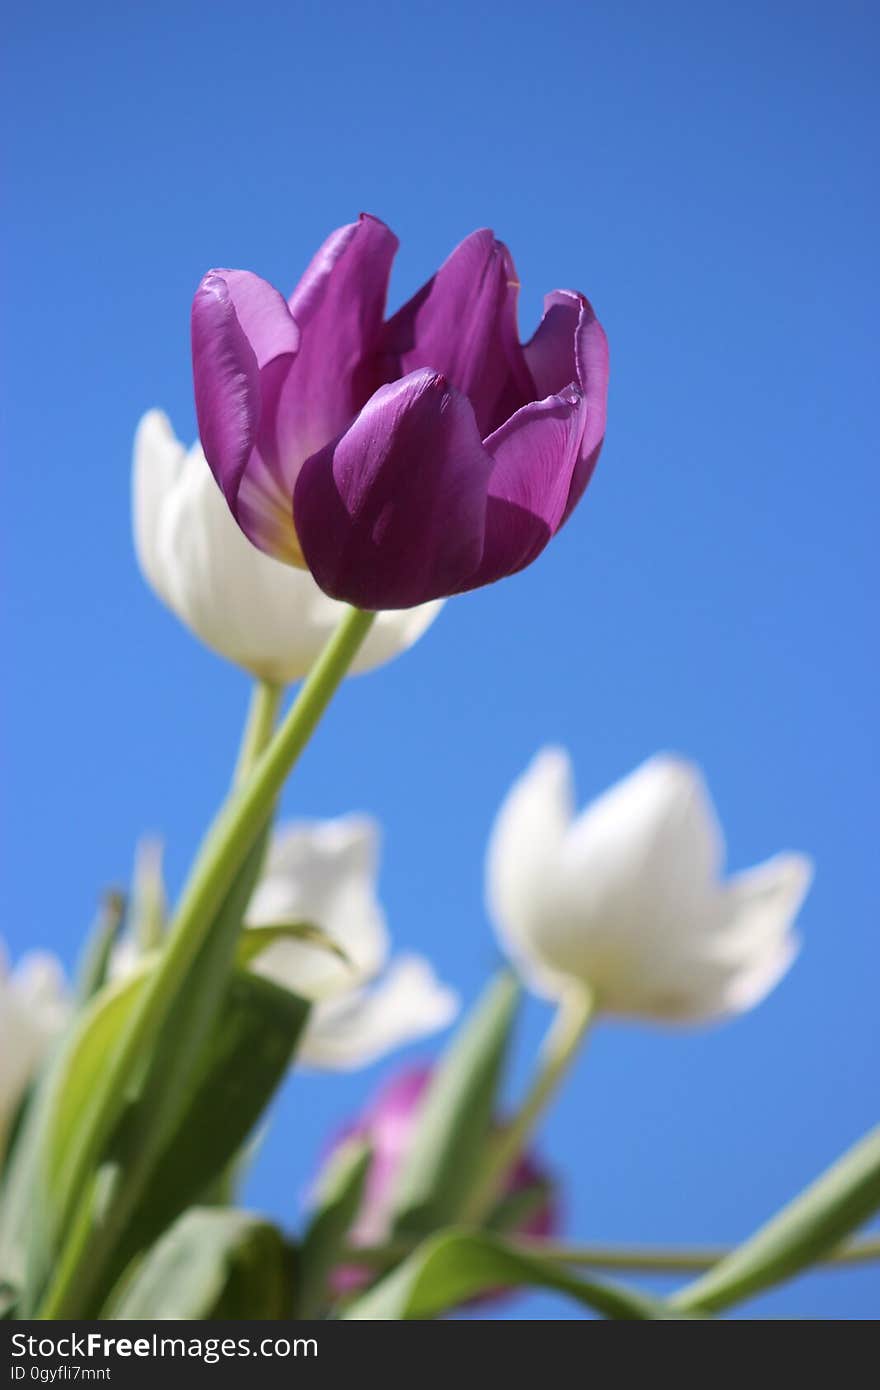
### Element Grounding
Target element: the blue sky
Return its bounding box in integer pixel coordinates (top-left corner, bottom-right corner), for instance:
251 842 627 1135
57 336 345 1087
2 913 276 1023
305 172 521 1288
2 0 877 1318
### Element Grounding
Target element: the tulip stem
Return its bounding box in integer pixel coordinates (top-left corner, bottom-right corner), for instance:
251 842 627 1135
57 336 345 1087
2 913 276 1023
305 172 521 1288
463 984 595 1225
671 1123 880 1314
233 678 285 787
345 1233 880 1275
37 606 375 1318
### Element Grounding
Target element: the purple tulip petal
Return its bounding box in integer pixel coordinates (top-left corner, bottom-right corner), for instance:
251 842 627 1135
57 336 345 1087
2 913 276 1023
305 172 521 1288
462 388 587 590
192 269 299 517
192 277 260 510
523 290 582 397
235 437 307 563
293 370 492 608
381 230 532 437
219 269 301 368
524 291 610 521
562 301 609 520
276 214 399 469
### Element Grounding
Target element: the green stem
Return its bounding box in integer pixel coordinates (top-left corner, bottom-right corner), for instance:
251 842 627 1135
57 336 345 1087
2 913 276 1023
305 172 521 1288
672 1123 880 1314
462 984 595 1225
345 1233 880 1275
40 607 375 1315
233 679 284 788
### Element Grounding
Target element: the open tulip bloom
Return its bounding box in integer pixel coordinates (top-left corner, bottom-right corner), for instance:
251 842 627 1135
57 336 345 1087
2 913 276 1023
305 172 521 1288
487 750 813 1022
243 818 458 1069
191 214 609 608
4 212 878 1327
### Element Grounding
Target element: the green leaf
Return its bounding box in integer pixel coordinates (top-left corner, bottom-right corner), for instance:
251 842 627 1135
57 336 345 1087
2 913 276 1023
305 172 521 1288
197 1130 264 1209
43 974 146 1216
9 980 144 1307
100 970 310 1299
390 973 519 1237
75 891 126 1003
31 968 307 1316
295 1138 371 1318
674 1124 880 1314
236 921 352 970
28 833 270 1313
108 1208 293 1319
119 831 272 1177
0 1281 15 1319
0 1073 58 1292
343 1230 682 1321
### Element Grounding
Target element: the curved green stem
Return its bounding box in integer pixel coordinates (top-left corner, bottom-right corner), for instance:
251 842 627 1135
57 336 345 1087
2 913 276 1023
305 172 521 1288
39 607 374 1316
345 1233 880 1275
672 1123 880 1314
462 984 595 1224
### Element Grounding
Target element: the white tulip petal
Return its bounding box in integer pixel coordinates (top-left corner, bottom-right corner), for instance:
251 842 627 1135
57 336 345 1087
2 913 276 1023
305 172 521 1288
350 603 445 675
672 853 813 1022
132 410 187 610
0 943 70 1144
701 936 801 1021
108 938 142 981
11 951 70 1024
486 747 575 992
716 853 813 957
559 755 723 927
247 817 388 1000
132 412 443 682
297 955 459 1070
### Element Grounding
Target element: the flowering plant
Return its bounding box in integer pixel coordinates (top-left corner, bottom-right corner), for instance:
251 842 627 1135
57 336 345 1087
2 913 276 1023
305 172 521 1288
1 217 876 1324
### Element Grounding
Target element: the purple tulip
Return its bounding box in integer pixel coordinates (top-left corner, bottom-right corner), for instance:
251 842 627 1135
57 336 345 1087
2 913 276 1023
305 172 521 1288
319 1065 558 1300
192 216 609 609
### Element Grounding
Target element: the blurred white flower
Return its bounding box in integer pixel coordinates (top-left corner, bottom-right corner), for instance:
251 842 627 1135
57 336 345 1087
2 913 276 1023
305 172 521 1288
0 942 70 1147
133 411 444 683
487 750 812 1023
247 817 458 1068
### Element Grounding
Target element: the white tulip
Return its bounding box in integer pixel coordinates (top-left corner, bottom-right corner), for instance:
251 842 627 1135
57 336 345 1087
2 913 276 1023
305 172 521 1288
0 942 70 1148
133 411 444 683
247 817 458 1069
487 750 812 1023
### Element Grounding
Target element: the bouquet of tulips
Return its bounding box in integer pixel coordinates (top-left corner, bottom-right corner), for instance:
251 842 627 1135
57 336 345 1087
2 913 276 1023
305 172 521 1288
1 216 877 1323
